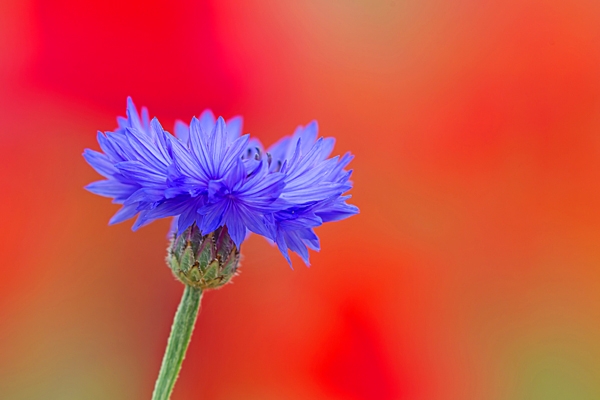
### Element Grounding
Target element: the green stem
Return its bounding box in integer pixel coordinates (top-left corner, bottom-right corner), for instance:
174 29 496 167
151 285 203 400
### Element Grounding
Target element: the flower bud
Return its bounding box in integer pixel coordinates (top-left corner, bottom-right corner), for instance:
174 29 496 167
167 224 240 290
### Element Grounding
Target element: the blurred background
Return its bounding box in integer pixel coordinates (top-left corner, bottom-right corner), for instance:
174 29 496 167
1 0 600 399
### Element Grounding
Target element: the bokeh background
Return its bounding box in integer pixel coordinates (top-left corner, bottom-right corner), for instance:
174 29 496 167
2 0 600 399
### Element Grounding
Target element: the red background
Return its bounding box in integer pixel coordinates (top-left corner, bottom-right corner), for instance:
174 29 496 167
2 0 600 398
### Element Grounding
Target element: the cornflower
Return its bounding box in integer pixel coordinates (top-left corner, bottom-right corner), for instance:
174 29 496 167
83 99 358 399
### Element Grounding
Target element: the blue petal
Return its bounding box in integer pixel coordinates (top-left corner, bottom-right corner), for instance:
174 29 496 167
198 201 228 235
300 229 320 251
150 118 172 161
210 117 228 174
276 230 292 267
280 183 350 204
224 208 247 248
198 109 216 134
189 117 214 178
124 188 165 205
174 120 190 144
83 149 119 178
125 127 167 170
97 131 125 162
267 136 292 167
116 161 167 185
219 134 249 176
316 196 359 222
109 203 140 224
168 132 209 182
284 230 311 266
236 203 275 240
86 180 137 200
177 204 200 233
226 116 243 142
125 97 148 137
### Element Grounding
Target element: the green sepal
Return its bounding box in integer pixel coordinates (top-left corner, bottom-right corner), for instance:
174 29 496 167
197 241 213 269
166 225 240 290
202 260 220 281
188 265 201 282
179 245 195 273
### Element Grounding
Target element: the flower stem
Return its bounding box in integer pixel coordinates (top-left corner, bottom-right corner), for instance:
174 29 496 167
151 285 203 400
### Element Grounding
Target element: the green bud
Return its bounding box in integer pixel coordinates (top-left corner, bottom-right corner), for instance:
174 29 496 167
167 224 240 290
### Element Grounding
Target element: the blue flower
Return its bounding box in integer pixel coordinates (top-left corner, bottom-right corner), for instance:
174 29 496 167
84 98 358 265
143 116 284 247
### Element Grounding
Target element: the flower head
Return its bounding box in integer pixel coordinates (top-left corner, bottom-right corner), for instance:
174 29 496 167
84 98 358 268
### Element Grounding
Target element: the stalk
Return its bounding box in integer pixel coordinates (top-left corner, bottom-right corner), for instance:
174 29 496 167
151 286 203 400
